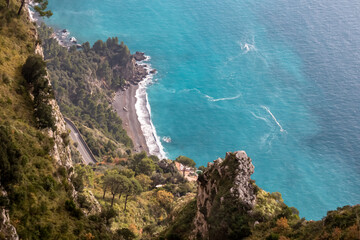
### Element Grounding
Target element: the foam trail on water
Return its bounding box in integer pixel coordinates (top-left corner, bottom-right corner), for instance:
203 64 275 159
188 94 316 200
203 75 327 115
261 105 286 132
135 56 167 159
180 88 241 102
250 111 271 126
205 93 242 102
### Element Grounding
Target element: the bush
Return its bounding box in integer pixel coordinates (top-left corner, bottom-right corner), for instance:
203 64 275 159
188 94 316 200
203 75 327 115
42 175 56 191
266 233 280 240
65 199 83 219
2 73 10 84
61 132 70 146
22 55 47 84
34 100 55 130
175 156 196 168
116 228 136 240
0 126 22 187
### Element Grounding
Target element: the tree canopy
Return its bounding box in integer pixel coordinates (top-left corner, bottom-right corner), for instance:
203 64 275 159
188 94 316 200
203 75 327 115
175 156 196 168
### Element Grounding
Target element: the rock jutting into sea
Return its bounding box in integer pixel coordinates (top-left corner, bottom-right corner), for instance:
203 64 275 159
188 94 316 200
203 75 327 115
133 51 146 61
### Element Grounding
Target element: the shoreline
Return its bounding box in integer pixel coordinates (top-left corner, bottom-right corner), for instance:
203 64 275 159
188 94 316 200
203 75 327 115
113 85 149 154
113 57 167 159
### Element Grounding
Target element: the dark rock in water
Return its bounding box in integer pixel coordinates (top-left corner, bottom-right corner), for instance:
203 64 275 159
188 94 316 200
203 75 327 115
150 69 157 74
133 51 146 61
62 29 67 33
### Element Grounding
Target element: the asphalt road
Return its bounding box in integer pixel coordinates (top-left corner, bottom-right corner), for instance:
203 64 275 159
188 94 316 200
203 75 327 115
64 118 97 165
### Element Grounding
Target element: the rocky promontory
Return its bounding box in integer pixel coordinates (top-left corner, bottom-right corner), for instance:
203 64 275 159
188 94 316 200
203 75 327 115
133 51 146 61
193 151 258 239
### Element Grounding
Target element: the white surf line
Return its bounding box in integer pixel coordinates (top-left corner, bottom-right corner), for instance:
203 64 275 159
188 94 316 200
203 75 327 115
135 56 167 160
261 105 286 132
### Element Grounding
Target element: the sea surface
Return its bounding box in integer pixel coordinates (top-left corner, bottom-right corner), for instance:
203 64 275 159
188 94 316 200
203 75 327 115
45 0 360 220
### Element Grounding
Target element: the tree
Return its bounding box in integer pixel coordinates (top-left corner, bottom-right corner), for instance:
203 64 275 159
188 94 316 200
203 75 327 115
124 178 142 211
18 0 52 17
135 174 152 191
6 0 9 8
176 156 196 168
103 174 131 207
198 166 206 172
22 55 47 84
156 190 174 211
274 217 290 233
137 158 155 176
118 168 135 178
34 100 55 130
175 156 196 176
33 0 53 17
116 228 135 240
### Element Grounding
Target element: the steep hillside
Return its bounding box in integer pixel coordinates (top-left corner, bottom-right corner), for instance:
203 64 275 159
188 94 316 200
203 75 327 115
0 1 116 239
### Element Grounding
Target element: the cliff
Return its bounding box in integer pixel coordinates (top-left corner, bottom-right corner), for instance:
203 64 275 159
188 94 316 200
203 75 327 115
193 151 257 239
163 151 360 240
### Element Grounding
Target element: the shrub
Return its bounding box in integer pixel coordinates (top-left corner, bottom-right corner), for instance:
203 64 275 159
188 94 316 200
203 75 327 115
266 233 279 240
65 199 83 219
0 126 22 187
22 55 47 84
61 132 70 146
175 156 196 168
116 228 136 240
275 217 290 233
34 100 55 130
2 73 10 84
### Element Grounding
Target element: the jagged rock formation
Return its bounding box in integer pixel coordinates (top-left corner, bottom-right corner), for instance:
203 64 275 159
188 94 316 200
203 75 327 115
193 151 257 240
47 98 73 169
0 188 19 240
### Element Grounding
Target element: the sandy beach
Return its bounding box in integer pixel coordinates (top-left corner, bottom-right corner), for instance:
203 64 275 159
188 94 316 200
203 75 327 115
113 85 149 154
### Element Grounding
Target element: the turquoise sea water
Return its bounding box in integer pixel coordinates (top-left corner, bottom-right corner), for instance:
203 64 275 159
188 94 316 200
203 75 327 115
45 0 360 219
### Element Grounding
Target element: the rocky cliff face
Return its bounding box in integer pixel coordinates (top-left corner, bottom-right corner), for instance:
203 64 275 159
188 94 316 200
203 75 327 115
193 151 257 240
47 98 73 169
0 188 19 240
114 56 148 87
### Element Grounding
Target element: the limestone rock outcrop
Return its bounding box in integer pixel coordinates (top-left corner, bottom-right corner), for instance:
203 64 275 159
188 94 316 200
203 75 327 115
0 188 19 240
193 151 257 240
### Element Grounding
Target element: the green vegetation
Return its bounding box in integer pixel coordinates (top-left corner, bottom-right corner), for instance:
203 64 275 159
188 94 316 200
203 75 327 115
160 199 197 240
1 1 359 240
38 23 133 160
16 0 52 17
70 151 197 238
22 54 56 130
175 156 196 168
0 1 122 238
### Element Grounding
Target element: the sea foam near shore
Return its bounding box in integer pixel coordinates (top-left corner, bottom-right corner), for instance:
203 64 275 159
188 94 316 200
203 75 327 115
135 56 167 160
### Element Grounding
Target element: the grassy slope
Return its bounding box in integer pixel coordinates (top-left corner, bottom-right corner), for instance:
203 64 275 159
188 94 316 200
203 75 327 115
0 1 113 239
78 164 197 239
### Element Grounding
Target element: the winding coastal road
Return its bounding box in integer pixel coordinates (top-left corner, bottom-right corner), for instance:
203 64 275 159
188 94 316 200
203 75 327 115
64 118 97 165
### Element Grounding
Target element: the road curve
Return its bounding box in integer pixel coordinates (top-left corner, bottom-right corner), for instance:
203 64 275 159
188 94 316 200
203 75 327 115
64 118 97 165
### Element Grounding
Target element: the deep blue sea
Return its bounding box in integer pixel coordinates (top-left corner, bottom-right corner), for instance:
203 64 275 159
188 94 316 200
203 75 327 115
45 0 360 220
